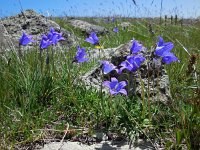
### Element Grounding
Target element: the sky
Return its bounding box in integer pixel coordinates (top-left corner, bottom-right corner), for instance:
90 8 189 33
0 0 200 19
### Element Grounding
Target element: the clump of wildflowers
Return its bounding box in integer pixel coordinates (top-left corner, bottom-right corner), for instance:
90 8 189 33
19 32 34 46
40 27 65 49
74 46 89 63
103 77 127 96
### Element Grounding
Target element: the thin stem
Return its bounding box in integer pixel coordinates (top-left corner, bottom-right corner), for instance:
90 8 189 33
147 62 151 120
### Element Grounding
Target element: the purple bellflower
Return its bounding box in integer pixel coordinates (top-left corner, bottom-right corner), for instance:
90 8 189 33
85 32 99 45
19 32 34 46
119 55 145 73
101 60 118 74
161 52 179 64
40 35 52 49
40 27 65 49
154 36 174 57
130 40 142 54
103 77 127 96
74 46 89 63
155 36 179 64
47 27 65 45
111 17 115 22
113 27 119 33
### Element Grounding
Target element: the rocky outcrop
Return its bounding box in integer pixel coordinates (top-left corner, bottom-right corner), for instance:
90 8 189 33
69 19 108 35
81 40 171 104
0 10 77 51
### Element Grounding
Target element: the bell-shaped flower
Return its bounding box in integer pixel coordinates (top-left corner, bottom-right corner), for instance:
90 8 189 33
85 32 99 45
101 60 118 74
47 27 55 40
113 27 119 33
154 36 179 64
40 35 52 49
19 32 34 46
40 27 65 49
111 17 115 22
130 40 142 54
103 77 127 96
74 46 89 63
47 27 65 45
119 55 145 73
154 36 174 57
161 52 179 64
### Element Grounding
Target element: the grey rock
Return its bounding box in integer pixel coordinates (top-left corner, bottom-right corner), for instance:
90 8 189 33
40 140 156 150
81 40 171 104
120 22 132 29
93 18 102 24
0 24 16 53
0 9 77 52
69 19 108 35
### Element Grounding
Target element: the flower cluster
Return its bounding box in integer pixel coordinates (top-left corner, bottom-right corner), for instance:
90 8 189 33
40 28 65 49
19 27 179 97
84 32 128 96
101 37 179 96
19 27 65 49
101 40 146 96
19 27 90 63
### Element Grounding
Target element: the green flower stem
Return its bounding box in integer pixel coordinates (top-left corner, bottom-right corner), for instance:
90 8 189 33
138 72 145 118
100 68 104 114
51 46 55 76
147 61 151 120
39 49 43 77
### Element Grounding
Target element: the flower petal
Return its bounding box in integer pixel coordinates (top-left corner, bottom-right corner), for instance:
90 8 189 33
103 81 111 88
102 61 116 74
111 77 118 83
116 81 127 92
75 46 88 63
85 37 96 45
162 52 179 64
157 36 164 46
110 89 118 95
119 89 127 96
130 40 142 54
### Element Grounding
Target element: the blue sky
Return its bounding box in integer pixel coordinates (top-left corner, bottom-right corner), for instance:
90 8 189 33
0 0 200 18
